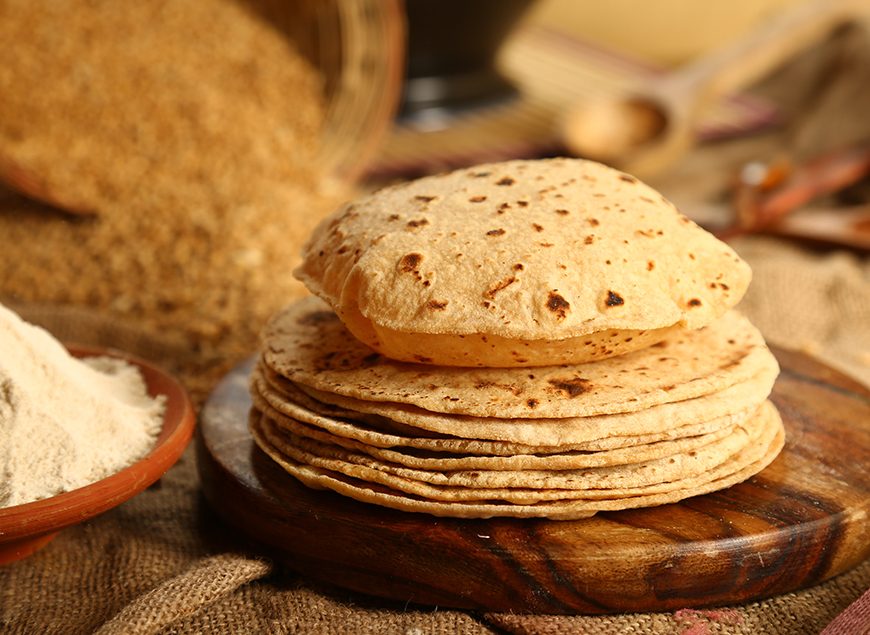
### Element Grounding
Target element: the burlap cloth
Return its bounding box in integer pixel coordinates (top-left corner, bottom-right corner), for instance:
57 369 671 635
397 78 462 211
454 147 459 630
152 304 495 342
3 25 870 635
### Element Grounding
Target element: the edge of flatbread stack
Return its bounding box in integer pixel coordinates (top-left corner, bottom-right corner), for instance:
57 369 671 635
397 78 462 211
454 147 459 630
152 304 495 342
250 158 783 520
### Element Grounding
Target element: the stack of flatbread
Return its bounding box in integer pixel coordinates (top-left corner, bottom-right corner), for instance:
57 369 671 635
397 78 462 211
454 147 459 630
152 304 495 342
250 158 783 520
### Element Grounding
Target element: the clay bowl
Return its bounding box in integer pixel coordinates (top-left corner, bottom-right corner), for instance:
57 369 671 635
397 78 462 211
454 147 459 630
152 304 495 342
0 344 195 564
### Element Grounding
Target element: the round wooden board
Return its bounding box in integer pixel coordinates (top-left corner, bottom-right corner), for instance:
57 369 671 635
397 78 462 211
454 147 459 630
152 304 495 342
196 346 870 614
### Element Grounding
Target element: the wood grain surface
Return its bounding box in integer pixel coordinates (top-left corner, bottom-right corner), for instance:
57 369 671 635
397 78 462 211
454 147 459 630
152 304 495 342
196 346 870 614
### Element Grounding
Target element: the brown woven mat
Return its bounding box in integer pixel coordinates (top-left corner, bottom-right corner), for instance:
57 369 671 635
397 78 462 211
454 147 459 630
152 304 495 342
1 234 867 635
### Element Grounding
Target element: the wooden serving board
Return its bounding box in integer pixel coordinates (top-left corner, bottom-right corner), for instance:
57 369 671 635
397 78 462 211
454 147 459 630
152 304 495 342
196 346 870 614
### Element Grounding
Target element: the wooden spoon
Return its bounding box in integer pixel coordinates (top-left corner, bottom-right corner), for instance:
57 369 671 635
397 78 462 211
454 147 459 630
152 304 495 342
561 0 866 177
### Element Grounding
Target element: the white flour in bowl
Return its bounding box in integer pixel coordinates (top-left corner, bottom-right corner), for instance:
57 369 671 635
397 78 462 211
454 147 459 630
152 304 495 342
0 303 165 508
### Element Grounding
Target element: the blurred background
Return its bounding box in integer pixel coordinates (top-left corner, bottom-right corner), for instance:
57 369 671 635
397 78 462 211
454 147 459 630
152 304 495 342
0 0 868 397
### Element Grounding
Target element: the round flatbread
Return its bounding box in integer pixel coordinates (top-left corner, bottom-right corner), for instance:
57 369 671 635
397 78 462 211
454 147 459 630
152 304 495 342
252 376 747 470
267 368 774 446
295 158 750 366
262 296 779 422
250 403 784 519
251 374 766 462
255 368 747 453
256 405 766 488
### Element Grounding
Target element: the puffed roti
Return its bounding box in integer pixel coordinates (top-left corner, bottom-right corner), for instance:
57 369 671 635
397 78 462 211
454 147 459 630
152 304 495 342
295 158 751 366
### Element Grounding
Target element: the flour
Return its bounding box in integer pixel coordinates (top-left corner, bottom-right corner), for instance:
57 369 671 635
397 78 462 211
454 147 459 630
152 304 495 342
0 303 165 508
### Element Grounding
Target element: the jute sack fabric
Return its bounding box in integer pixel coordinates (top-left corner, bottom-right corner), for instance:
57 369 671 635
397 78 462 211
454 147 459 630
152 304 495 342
0 236 867 635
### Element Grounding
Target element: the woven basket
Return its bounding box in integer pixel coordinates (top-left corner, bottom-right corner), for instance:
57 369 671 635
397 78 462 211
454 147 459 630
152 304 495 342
0 0 404 207
281 0 405 183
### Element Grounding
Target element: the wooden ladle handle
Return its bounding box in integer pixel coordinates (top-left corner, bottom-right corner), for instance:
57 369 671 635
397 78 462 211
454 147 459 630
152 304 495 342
664 0 865 111
562 0 865 177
